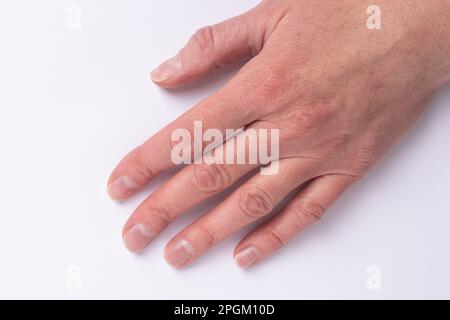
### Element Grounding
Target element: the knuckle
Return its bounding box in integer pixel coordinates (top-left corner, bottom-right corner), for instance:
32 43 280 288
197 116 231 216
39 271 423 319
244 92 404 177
192 164 232 193
238 184 274 219
147 206 172 229
252 67 288 105
190 26 216 55
293 199 326 227
132 146 155 181
296 104 334 133
266 229 286 249
280 103 335 140
195 224 218 247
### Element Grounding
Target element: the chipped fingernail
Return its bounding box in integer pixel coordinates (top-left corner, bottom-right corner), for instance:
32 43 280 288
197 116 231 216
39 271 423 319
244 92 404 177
151 54 182 82
234 247 260 268
123 224 155 253
165 239 194 268
108 176 138 201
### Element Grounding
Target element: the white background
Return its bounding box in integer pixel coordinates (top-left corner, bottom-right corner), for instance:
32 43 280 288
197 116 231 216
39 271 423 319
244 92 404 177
1 0 450 299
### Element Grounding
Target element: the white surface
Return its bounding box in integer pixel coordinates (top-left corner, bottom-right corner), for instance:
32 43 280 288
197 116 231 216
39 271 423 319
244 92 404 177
1 0 450 299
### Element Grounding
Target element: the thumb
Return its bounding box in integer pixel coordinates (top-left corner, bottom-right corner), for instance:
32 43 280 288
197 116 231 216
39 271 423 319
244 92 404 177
150 9 265 88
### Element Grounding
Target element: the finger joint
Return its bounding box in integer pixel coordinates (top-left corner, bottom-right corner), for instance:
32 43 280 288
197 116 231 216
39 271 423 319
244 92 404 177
192 164 232 193
238 184 274 220
293 199 326 227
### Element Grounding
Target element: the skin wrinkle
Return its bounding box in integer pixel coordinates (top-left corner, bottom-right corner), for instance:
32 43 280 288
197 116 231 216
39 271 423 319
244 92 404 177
109 0 450 267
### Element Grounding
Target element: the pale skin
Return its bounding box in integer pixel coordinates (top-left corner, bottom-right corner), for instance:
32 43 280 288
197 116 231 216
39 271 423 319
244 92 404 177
108 0 450 268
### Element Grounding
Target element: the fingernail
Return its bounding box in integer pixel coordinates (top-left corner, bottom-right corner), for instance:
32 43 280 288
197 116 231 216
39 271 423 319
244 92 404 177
108 176 138 201
123 224 155 253
234 247 260 268
165 239 194 268
151 54 182 82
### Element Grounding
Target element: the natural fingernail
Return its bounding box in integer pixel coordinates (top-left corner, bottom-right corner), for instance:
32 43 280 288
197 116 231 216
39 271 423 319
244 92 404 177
108 176 138 201
235 247 260 268
165 239 194 268
123 224 155 253
151 54 182 82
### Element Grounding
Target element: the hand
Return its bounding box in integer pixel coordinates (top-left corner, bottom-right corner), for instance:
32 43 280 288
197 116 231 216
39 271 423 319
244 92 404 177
108 0 450 268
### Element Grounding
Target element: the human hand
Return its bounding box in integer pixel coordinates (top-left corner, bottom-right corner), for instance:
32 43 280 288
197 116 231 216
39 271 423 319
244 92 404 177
108 0 450 268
